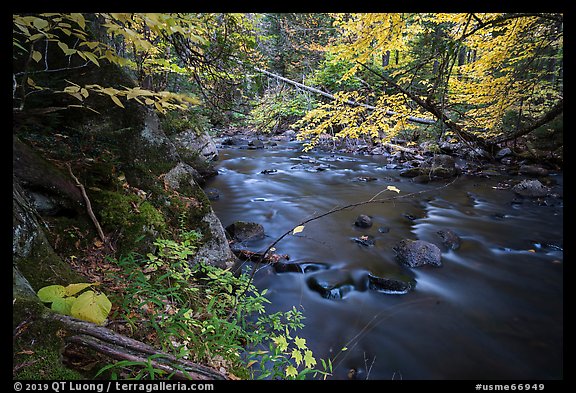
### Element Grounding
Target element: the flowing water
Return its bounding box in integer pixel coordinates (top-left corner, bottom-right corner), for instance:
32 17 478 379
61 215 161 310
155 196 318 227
204 140 563 380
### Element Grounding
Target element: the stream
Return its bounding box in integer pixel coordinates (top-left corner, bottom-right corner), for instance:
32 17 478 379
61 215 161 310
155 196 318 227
204 139 563 380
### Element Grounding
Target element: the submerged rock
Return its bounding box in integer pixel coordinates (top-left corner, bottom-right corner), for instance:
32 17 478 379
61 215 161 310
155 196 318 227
367 273 412 294
306 269 355 300
274 261 330 274
394 239 442 267
518 164 549 177
353 235 375 247
354 214 373 228
436 229 461 251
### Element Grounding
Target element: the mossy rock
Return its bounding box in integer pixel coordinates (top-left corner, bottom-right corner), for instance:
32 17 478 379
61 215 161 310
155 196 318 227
13 297 85 380
92 189 167 255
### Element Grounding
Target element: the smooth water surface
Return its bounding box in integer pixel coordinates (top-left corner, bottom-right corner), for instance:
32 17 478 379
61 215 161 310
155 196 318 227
205 141 563 380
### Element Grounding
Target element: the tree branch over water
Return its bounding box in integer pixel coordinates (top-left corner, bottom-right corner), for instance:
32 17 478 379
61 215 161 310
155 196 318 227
231 176 460 307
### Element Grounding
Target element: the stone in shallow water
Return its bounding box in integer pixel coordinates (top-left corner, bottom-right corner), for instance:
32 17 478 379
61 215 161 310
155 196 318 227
352 235 375 247
225 221 265 242
306 269 355 300
354 214 373 228
273 261 330 274
512 179 551 198
367 273 412 295
436 229 461 251
394 239 442 267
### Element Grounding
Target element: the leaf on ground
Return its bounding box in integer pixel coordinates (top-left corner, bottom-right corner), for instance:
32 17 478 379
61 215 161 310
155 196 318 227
386 185 401 193
64 282 97 296
37 285 66 303
51 297 76 316
70 290 112 325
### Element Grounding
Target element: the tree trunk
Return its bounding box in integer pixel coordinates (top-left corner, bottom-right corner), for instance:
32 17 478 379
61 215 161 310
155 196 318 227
253 65 436 126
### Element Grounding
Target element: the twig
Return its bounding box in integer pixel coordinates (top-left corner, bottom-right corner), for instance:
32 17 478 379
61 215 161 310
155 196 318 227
66 163 106 243
229 176 460 318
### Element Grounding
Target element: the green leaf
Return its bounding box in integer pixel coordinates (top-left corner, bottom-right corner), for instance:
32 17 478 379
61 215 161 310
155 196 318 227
70 290 112 325
37 285 66 303
70 13 86 30
27 33 46 42
31 50 42 63
285 365 298 378
83 51 100 66
291 348 303 366
303 350 317 369
272 335 289 352
57 41 69 52
51 297 76 315
64 282 95 296
32 17 49 30
294 336 307 350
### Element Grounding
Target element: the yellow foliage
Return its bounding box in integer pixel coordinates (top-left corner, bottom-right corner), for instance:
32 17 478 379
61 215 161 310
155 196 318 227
295 12 562 146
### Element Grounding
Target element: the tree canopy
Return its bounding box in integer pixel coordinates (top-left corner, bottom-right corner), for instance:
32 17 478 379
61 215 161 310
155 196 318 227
13 12 563 154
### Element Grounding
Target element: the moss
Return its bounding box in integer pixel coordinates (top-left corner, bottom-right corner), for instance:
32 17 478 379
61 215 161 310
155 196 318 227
13 297 84 380
92 189 167 254
16 236 87 292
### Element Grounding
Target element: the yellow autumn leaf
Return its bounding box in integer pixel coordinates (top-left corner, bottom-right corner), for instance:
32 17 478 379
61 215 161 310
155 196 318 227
110 95 125 108
387 185 401 193
37 285 66 303
64 282 97 296
31 50 42 62
292 225 305 235
70 290 112 325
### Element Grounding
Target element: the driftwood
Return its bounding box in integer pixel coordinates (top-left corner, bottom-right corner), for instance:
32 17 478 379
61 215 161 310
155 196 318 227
48 313 228 380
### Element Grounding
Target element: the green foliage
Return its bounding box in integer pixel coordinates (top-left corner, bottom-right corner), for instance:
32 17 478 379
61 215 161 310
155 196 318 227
93 189 166 251
159 107 213 136
248 88 316 133
104 225 330 379
37 283 112 325
246 307 331 380
307 53 363 92
95 354 176 380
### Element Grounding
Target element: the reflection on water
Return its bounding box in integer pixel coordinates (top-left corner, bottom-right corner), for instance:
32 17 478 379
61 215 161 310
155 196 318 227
205 141 563 380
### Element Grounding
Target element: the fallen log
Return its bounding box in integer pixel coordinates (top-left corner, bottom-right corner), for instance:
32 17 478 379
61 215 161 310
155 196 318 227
253 66 436 126
48 313 228 380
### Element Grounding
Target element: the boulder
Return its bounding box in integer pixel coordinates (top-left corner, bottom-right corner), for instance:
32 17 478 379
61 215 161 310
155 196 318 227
495 147 513 160
248 139 265 149
518 164 549 177
366 274 412 294
394 239 442 267
354 214 373 228
225 221 265 242
512 179 551 198
170 128 219 162
436 229 461 251
430 154 457 178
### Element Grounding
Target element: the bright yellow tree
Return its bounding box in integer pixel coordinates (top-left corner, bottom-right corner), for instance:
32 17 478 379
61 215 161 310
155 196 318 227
294 13 563 149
